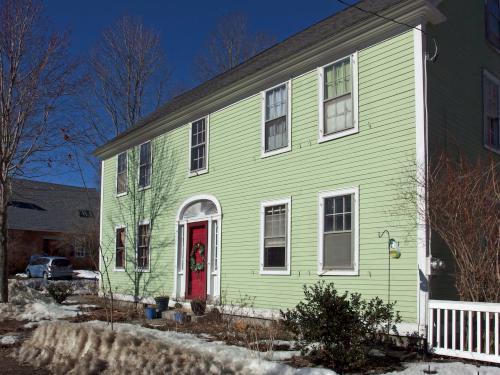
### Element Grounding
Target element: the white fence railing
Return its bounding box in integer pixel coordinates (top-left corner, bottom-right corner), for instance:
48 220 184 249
428 299 500 363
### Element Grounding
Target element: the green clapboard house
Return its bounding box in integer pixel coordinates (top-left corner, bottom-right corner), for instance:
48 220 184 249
94 0 500 334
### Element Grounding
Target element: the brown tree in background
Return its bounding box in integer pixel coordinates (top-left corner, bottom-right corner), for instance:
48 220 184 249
422 154 500 302
81 16 171 149
0 0 76 302
193 12 275 81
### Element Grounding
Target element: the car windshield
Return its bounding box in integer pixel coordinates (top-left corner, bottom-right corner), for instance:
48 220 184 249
52 259 70 267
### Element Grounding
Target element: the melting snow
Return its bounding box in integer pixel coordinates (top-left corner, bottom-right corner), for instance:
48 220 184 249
0 335 19 345
74 270 100 279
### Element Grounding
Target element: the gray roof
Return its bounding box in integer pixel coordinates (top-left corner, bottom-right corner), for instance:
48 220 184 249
94 0 405 156
7 179 99 234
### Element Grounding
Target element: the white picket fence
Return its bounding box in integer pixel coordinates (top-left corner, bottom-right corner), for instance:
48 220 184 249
428 299 500 363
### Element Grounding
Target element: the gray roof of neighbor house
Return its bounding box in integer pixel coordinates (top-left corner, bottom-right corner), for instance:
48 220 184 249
93 0 412 158
7 179 99 234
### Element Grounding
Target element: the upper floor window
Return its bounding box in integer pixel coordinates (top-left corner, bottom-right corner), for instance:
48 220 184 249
116 151 127 195
262 82 291 157
138 142 152 188
486 0 500 50
318 187 359 276
484 71 499 152
318 54 358 143
189 117 208 175
260 198 291 275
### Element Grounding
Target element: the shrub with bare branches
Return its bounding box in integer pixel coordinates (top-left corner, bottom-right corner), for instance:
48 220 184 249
418 153 499 302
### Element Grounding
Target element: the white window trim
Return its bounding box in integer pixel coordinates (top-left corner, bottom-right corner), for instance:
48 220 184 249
114 225 126 272
188 116 209 177
317 187 359 276
261 81 292 158
137 141 152 190
317 53 359 143
483 69 500 155
136 220 151 273
116 151 128 197
260 197 291 275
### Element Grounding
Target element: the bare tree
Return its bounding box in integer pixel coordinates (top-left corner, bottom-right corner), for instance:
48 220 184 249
406 153 500 302
193 12 275 81
0 0 77 302
80 16 171 151
101 138 179 306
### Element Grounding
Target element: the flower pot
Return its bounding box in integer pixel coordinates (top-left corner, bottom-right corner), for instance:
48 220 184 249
145 306 157 320
155 296 169 312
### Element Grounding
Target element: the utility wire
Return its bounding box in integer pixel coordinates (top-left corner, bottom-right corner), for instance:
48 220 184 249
335 0 430 35
335 0 439 61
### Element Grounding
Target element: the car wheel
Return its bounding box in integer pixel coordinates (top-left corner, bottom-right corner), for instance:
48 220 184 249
43 272 48 281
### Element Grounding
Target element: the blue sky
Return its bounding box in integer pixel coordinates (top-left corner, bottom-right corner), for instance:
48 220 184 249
42 0 346 187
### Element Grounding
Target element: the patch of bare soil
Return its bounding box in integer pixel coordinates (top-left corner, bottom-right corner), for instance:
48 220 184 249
0 320 50 375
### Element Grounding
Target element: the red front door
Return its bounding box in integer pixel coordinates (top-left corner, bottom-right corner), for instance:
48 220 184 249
186 221 208 300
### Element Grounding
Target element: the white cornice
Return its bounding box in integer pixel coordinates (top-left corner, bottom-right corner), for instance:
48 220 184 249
95 0 445 160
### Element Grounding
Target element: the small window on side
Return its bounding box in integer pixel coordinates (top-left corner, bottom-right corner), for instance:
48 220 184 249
262 82 291 156
190 118 208 174
117 151 128 195
138 142 152 188
483 71 500 153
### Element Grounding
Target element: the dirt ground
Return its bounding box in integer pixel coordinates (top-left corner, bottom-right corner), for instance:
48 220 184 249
0 319 50 375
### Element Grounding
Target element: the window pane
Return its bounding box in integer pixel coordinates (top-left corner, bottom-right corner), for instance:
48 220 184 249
264 247 286 268
190 119 207 172
334 214 344 231
265 116 288 152
211 221 218 271
324 232 352 269
324 59 351 100
177 225 184 271
324 94 353 134
263 203 287 269
266 85 287 121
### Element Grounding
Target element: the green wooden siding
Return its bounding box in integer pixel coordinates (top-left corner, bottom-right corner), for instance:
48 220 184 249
101 30 419 322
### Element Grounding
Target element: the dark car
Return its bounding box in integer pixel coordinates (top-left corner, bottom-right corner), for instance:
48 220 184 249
25 256 73 280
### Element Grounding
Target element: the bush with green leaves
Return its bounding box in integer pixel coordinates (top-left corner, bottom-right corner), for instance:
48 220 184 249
46 282 74 304
281 281 401 372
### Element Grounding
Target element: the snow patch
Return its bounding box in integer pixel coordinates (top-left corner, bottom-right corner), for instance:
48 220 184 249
390 362 500 375
74 270 100 280
0 335 19 345
15 273 28 278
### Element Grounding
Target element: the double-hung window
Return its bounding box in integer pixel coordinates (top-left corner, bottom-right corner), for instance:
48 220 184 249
319 54 358 142
484 71 500 152
486 0 500 50
115 227 126 270
190 118 208 174
137 222 150 271
262 82 291 156
138 142 152 188
318 187 359 275
260 198 291 275
116 151 127 195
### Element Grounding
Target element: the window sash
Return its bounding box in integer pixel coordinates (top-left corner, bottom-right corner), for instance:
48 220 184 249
190 119 207 172
323 58 353 135
117 152 128 194
263 204 287 269
138 142 151 188
115 228 126 269
486 0 500 48
137 224 150 269
484 73 500 151
322 194 354 271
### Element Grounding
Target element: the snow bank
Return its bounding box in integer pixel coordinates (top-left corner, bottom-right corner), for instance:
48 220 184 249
18 321 337 375
0 279 87 322
15 273 28 278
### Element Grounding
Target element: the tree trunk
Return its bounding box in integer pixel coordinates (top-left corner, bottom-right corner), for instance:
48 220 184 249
0 180 8 302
